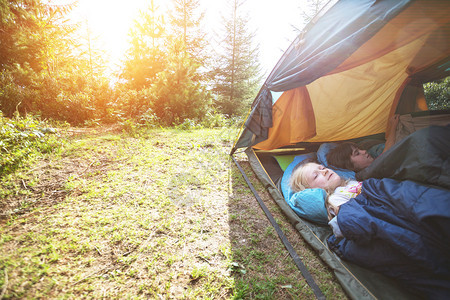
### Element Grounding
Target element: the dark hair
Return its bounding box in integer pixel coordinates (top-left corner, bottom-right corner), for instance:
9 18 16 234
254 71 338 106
326 142 358 171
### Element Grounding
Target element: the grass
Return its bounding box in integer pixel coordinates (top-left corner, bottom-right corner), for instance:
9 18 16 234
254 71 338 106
0 126 348 299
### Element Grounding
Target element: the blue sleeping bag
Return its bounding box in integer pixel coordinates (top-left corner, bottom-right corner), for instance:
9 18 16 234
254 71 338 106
328 178 450 299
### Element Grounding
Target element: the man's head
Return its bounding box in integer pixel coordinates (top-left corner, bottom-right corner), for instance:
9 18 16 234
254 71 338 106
326 142 374 172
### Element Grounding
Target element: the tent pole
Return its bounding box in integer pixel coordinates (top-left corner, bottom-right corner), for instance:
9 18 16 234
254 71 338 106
231 154 326 300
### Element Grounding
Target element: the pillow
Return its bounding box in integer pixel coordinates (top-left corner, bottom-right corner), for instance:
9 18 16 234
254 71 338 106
317 143 355 180
274 155 296 171
287 188 328 224
280 153 329 224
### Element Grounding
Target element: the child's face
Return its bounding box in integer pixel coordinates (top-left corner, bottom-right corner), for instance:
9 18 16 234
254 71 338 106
303 163 344 191
350 146 374 171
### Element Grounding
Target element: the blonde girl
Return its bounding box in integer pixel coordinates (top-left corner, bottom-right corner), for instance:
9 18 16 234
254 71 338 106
289 161 362 221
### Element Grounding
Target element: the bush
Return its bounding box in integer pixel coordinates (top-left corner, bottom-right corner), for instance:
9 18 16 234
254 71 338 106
0 64 116 126
200 111 229 128
137 108 158 127
113 88 154 120
0 64 38 117
36 75 115 125
174 118 202 130
0 114 63 177
424 76 449 110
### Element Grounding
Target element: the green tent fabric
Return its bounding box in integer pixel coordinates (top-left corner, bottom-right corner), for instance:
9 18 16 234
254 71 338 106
274 155 296 171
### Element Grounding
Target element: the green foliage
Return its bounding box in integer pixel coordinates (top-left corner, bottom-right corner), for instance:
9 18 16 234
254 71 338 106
0 65 32 117
150 39 211 126
113 88 154 120
424 76 450 110
0 0 76 72
0 0 42 70
117 1 213 127
121 47 167 90
0 0 239 127
0 0 115 125
118 109 159 137
120 2 167 90
174 118 202 130
210 0 263 117
30 75 115 125
0 114 63 177
169 0 209 66
200 111 234 128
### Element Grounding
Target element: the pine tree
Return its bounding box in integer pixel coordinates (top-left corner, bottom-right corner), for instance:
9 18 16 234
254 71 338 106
120 0 167 90
210 0 262 117
150 38 210 125
0 0 75 72
0 0 81 116
76 19 107 79
168 0 208 66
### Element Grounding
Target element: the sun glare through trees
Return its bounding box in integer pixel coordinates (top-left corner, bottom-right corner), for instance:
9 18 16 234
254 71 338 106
0 0 322 127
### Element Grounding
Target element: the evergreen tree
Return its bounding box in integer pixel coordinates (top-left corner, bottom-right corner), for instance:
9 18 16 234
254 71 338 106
211 0 262 117
0 0 40 70
0 0 113 124
150 38 210 125
120 0 167 90
168 0 208 66
0 0 76 72
76 19 107 79
0 0 80 117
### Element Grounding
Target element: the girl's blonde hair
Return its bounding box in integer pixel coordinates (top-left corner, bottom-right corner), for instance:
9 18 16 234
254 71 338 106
289 159 347 221
289 159 316 193
290 163 310 192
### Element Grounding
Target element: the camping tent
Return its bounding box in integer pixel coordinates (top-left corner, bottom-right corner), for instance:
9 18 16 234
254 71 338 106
233 0 449 152
231 0 450 299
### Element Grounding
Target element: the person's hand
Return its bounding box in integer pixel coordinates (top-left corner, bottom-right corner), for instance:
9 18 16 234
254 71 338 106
388 114 400 131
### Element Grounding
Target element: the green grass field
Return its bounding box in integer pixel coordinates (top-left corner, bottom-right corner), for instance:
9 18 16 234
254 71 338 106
0 127 347 299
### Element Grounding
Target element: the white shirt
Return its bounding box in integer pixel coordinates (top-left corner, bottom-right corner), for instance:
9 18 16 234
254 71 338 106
328 180 362 237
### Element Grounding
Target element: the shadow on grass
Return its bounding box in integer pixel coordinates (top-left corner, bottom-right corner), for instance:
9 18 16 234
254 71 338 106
226 158 326 299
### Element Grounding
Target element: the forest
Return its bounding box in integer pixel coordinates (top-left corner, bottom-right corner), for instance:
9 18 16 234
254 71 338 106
0 0 263 124
0 0 269 177
1 0 448 177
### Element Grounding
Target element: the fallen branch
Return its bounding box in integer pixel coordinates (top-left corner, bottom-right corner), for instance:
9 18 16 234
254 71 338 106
94 246 103 256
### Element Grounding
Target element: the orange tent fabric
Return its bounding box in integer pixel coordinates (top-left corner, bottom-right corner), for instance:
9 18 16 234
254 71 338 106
251 1 449 150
